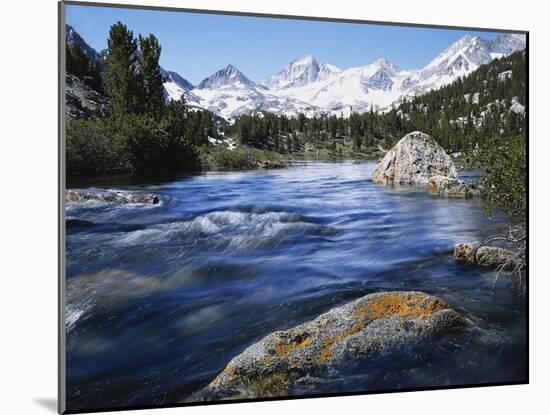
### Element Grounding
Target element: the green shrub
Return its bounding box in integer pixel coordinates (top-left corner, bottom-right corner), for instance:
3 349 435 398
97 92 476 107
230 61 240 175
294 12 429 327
66 114 201 176
198 146 284 170
474 135 526 219
121 114 200 172
66 118 128 176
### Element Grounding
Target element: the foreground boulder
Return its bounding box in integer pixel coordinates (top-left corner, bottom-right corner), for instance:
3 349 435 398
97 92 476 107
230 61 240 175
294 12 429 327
66 189 160 205
196 291 465 400
454 243 520 269
428 175 480 198
372 131 457 185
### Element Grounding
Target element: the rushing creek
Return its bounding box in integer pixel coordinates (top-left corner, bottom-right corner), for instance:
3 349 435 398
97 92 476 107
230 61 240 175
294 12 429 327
65 161 526 411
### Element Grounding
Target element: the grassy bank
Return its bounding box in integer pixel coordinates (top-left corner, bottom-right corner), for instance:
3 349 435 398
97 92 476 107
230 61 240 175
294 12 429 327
289 138 384 162
197 145 285 170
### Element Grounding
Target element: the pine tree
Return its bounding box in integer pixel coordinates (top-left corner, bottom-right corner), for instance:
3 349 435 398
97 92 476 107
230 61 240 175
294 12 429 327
138 34 166 121
104 22 141 118
66 44 103 93
66 44 89 77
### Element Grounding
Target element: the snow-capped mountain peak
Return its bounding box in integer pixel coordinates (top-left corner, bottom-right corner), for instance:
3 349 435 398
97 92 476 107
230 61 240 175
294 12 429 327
293 54 316 65
373 58 399 72
197 64 255 89
261 55 341 90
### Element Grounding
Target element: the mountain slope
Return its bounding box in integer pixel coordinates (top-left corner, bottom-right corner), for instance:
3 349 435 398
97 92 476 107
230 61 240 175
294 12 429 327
413 33 526 93
226 49 526 158
389 48 527 151
161 68 196 102
270 34 525 116
192 64 321 119
66 24 101 61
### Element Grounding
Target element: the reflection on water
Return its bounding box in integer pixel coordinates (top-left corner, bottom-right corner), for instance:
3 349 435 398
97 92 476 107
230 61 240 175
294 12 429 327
65 162 526 411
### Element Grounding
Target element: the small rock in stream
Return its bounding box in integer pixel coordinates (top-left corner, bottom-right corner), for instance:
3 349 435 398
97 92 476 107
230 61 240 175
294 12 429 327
454 243 520 269
66 189 160 205
428 175 480 198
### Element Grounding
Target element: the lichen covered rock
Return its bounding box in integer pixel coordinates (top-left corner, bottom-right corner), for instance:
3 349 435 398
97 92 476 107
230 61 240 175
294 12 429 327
196 291 465 401
454 243 475 262
475 246 518 268
428 175 480 198
454 243 519 269
372 132 457 185
66 189 160 205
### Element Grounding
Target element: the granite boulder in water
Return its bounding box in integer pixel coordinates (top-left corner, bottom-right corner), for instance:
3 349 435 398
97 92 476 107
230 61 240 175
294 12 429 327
372 131 457 185
454 243 521 269
428 175 480 198
194 291 465 400
66 189 160 205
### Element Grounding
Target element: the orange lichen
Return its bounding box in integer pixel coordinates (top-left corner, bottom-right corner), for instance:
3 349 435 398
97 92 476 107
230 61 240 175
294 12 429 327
353 293 449 321
274 334 312 356
319 348 332 362
333 321 366 343
317 321 367 363
454 243 474 262
211 363 238 386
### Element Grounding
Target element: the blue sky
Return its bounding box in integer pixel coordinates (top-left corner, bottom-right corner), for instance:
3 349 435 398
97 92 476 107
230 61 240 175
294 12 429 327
66 4 508 85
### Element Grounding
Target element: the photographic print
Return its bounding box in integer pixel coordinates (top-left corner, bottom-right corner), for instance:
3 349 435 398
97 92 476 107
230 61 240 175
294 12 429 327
60 1 528 412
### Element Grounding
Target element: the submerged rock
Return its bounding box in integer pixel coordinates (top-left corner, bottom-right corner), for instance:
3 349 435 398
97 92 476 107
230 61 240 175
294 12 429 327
454 243 475 262
428 175 480 198
454 243 519 269
195 291 465 400
372 131 457 185
66 189 160 205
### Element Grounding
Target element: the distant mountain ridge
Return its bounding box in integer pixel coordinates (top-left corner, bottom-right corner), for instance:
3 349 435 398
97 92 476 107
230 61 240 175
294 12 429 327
65 25 526 120
66 24 102 61
198 64 257 90
261 55 342 89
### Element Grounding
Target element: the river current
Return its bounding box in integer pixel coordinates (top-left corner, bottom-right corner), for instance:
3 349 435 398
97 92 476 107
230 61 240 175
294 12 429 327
65 161 526 410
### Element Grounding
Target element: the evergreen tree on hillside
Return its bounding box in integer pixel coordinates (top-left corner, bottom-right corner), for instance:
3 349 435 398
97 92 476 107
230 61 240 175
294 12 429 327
104 22 141 118
66 44 89 77
138 34 166 121
66 43 103 93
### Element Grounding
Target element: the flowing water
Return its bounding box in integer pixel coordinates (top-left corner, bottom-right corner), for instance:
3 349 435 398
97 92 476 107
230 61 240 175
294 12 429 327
65 161 527 411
